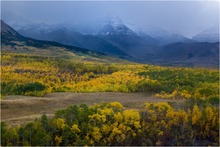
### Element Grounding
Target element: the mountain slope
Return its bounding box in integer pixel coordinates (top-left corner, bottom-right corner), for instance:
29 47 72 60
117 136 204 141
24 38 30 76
155 42 219 67
192 26 219 43
2 16 158 60
13 21 131 58
1 20 20 37
138 26 194 45
1 20 219 67
1 20 129 63
2 16 198 64
95 20 159 61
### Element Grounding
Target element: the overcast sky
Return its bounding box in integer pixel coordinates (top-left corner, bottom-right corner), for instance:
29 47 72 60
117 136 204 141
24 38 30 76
1 0 219 37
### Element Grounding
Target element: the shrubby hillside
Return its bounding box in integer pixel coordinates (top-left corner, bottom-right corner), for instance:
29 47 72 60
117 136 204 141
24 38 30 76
1 101 219 146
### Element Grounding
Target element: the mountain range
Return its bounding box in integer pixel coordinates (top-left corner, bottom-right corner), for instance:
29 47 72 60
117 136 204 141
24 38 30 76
192 25 219 43
1 20 131 64
1 17 219 67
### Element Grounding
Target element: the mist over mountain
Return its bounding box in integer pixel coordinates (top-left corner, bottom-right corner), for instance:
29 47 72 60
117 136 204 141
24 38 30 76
1 1 219 67
1 19 126 63
2 11 219 44
192 25 219 43
2 1 219 37
1 15 195 45
1 19 219 67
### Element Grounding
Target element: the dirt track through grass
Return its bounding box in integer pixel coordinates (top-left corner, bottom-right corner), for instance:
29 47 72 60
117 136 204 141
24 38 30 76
1 92 179 125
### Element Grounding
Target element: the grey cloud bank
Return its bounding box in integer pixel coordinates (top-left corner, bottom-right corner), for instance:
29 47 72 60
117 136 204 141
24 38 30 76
1 1 219 37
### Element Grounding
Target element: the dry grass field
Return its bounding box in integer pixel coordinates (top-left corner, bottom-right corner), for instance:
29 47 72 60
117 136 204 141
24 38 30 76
1 92 179 125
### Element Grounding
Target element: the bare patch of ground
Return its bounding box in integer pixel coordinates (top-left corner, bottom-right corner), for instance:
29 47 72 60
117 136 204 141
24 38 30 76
1 92 179 125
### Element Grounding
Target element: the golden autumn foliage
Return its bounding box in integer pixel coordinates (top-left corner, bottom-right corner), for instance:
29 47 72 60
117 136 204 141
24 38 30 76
1 53 219 146
71 124 81 133
56 118 65 130
192 104 202 125
1 102 218 146
1 53 219 102
54 135 62 145
1 23 219 146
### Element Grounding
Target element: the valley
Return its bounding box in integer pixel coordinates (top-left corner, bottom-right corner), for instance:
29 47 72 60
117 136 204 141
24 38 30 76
1 11 219 146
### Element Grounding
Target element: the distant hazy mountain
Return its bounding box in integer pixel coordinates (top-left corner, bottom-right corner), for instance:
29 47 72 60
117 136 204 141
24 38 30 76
1 20 127 63
2 15 219 67
1 11 36 31
157 33 194 45
98 21 137 36
2 16 130 58
4 17 149 59
155 42 219 67
138 26 194 45
192 26 219 43
2 14 192 45
20 24 84 47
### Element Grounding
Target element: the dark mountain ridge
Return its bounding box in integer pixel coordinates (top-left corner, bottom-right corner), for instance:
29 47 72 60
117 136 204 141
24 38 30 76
1 20 129 62
1 20 219 67
1 20 21 37
155 42 219 67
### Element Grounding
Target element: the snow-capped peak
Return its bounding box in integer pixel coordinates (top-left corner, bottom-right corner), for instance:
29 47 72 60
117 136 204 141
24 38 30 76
192 25 219 42
104 16 123 28
97 16 138 36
